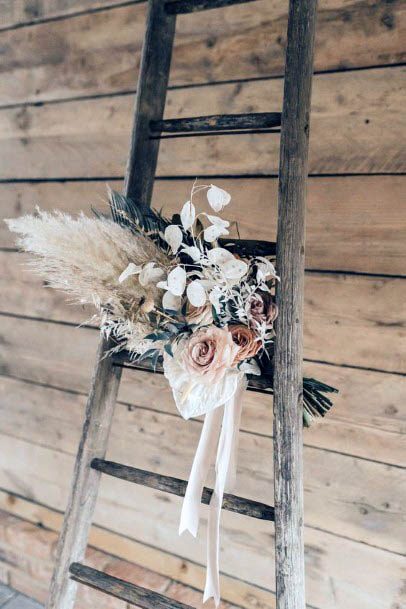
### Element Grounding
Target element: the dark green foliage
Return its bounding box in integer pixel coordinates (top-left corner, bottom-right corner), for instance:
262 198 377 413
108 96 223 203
108 187 172 234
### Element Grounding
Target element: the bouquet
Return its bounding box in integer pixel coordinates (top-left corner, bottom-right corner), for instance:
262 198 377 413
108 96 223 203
6 181 336 605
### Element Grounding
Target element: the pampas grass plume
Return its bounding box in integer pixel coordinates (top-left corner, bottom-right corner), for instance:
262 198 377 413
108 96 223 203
6 209 170 324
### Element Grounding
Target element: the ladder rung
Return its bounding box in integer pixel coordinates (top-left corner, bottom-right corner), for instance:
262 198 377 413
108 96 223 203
91 459 275 521
112 353 274 395
69 563 194 609
150 112 281 134
166 0 257 15
150 128 280 140
218 237 276 258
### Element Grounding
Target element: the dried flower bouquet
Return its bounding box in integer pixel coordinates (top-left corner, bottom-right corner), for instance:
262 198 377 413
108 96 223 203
6 182 336 425
6 182 337 605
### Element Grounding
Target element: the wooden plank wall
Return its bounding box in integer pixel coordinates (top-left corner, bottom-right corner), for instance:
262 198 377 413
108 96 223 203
0 2 405 608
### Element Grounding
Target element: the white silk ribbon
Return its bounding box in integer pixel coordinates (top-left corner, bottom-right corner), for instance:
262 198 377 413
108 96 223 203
178 375 248 607
163 348 248 606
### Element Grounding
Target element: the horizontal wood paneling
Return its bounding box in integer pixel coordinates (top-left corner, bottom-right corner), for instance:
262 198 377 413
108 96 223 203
0 4 404 609
0 317 405 464
2 491 406 609
0 437 403 609
1 252 405 372
1 492 276 609
0 1 126 29
1 375 404 533
0 67 404 179
2 176 406 275
0 1 405 104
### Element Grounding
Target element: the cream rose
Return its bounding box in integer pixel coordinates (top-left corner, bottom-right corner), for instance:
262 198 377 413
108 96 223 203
182 326 239 384
229 324 262 364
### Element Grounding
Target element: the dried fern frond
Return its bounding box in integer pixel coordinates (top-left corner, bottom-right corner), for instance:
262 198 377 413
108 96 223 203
108 188 172 235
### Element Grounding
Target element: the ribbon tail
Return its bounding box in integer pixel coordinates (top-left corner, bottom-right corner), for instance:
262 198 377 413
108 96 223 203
179 407 223 537
225 384 244 492
203 377 247 606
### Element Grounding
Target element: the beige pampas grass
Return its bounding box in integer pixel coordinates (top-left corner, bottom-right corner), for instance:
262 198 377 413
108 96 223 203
6 210 171 351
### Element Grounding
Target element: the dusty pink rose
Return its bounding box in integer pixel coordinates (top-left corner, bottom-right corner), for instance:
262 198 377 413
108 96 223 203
229 324 262 364
182 326 239 384
247 292 278 327
186 302 213 326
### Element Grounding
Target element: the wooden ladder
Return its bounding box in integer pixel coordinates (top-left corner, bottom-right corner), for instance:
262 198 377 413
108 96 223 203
45 1 318 608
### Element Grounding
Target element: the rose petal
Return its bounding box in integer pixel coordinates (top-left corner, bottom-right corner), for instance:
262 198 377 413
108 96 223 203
167 266 186 296
186 280 207 307
180 200 196 231
164 224 183 254
207 185 231 212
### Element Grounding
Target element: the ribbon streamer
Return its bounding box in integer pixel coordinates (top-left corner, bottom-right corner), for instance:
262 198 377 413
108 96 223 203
179 376 248 606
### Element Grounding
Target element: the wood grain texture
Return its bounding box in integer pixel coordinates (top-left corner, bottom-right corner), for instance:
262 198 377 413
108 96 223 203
69 562 194 609
0 491 277 609
46 2 177 608
2 253 404 372
0 1 128 30
0 67 404 178
150 112 281 133
1 370 404 468
0 2 404 608
0 429 404 609
0 1 404 104
165 0 257 14
122 1 176 205
45 335 121 609
2 176 405 275
91 458 275 520
0 355 404 556
273 2 317 606
2 495 406 609
2 312 406 522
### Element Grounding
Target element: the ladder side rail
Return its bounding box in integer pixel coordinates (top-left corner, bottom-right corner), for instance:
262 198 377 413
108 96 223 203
124 0 177 205
46 3 177 608
46 337 122 609
273 2 318 609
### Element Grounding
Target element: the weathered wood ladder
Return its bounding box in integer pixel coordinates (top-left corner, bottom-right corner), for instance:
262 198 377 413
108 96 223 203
46 1 317 608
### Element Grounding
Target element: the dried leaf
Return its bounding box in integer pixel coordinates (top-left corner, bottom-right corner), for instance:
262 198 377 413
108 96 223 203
207 185 231 212
186 280 206 307
162 290 181 311
222 258 248 280
118 262 141 283
180 201 196 231
139 262 165 286
206 214 230 229
207 247 234 266
167 266 186 296
164 224 183 254
181 245 201 262
204 224 229 243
